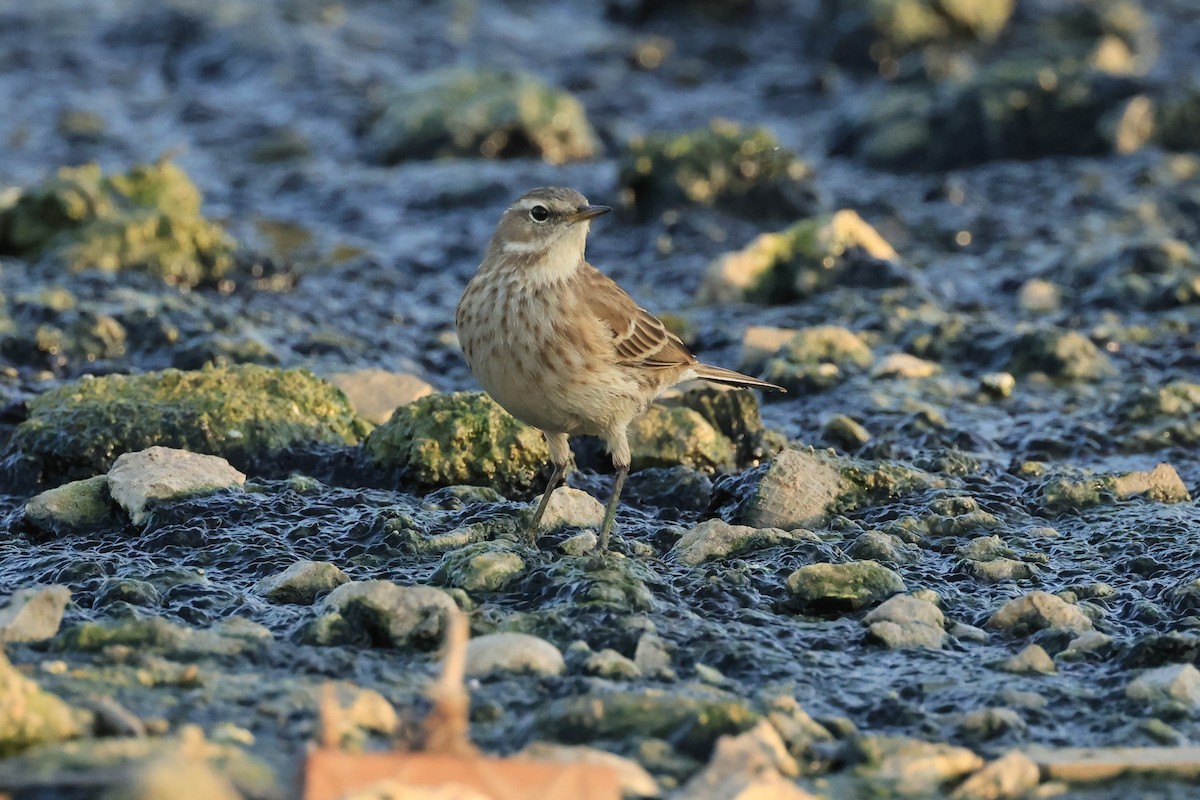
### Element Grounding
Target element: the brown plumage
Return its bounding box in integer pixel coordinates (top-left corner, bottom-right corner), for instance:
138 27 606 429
456 186 783 550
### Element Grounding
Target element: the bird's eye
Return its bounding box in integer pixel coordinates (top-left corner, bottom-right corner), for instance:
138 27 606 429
529 205 550 223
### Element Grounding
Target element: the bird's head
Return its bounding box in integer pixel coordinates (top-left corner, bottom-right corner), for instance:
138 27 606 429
488 186 611 265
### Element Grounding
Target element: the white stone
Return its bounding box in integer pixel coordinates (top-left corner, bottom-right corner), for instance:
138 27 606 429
107 447 245 525
465 632 565 678
536 487 605 532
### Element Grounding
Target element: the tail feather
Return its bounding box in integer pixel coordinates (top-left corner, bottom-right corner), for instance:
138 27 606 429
692 363 786 392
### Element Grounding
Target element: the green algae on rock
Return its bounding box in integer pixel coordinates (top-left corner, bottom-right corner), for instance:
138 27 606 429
661 384 785 468
362 69 598 165
0 160 235 287
628 405 735 473
24 474 117 534
7 365 369 486
537 683 759 757
1039 462 1191 512
1114 381 1200 450
0 648 87 757
433 541 527 593
762 325 874 393
618 120 821 220
787 560 907 615
698 211 902 305
364 391 548 495
835 60 1143 171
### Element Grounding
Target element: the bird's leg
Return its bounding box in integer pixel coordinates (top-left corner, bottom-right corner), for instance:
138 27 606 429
597 464 628 552
527 431 571 545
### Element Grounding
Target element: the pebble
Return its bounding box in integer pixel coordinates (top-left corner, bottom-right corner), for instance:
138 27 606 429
670 519 808 566
985 591 1092 636
107 447 246 525
634 632 675 680
950 750 1041 800
322 581 457 648
788 560 906 614
1000 644 1056 675
871 352 942 379
24 475 117 533
0 585 71 642
1126 663 1200 708
584 648 641 680
253 560 349 605
465 632 565 678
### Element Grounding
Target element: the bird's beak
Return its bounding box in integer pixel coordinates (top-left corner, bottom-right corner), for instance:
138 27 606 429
567 204 612 223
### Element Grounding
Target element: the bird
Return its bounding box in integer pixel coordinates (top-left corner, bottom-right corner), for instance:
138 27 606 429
455 187 784 551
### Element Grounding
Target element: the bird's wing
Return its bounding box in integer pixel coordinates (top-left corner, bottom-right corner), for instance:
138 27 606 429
579 263 697 370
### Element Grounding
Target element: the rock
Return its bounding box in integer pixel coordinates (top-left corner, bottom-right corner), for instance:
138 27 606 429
871 352 941 380
519 742 659 798
8 365 369 486
362 69 598 165
106 447 246 525
1006 328 1115 381
670 519 810 566
1114 381 1200 450
535 487 606 532
1000 644 1056 675
958 708 1026 741
813 0 1015 68
787 560 906 614
737 448 849 530
951 750 1040 800
1017 279 1062 314
102 755 243 800
559 531 599 557
0 647 87 756
980 372 1016 398
864 594 945 650
846 530 919 564
0 160 235 287
822 414 871 450
1109 463 1191 503
253 560 349 605
836 61 1143 170
24 475 117 533
858 735 984 796
664 384 783 467
970 558 1038 584
985 591 1093 636
620 120 821 222
537 684 758 758
676 720 814 800
1126 664 1200 709
763 326 873 392
321 581 457 649
0 585 71 643
700 212 900 306
584 649 642 680
465 632 565 678
327 368 434 424
1025 744 1200 783
738 326 795 373
363 391 549 495
433 542 526 593
628 405 735 473
956 535 1015 562
764 696 835 758
1059 631 1113 660
633 632 674 680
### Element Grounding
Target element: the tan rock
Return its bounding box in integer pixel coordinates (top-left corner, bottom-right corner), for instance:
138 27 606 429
676 721 815 800
863 736 984 796
1026 745 1200 782
107 447 246 525
871 352 941 380
1109 463 1191 503
520 742 659 798
985 591 1092 636
329 368 435 424
951 750 1040 800
739 326 796 373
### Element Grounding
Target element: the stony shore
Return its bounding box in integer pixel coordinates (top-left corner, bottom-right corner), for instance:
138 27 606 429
1 0 1199 798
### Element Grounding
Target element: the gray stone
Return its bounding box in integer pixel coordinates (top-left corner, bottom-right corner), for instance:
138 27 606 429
867 621 946 650
956 535 1015 562
985 591 1093 636
559 531 599 556
740 448 848 530
24 476 117 533
327 368 433 424
676 720 811 800
958 708 1026 741
671 519 809 566
0 585 71 643
107 447 246 525
1110 463 1191 503
465 632 565 678
864 594 945 629
871 352 941 379
322 581 457 648
788 560 906 614
970 558 1038 583
253 560 349 605
634 632 675 680
846 530 920 564
535 487 605 533
1127 664 1200 708
434 542 526 593
1059 631 1113 661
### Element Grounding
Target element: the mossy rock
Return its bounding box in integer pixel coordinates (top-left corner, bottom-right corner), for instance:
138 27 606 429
666 384 785 467
433 542 527 593
628 405 735 473
7 365 369 486
0 160 235 287
811 0 1015 69
787 560 907 614
537 684 758 757
1005 327 1114 381
762 325 874 392
698 210 905 305
364 391 549 495
0 648 87 756
834 60 1143 171
619 120 822 220
363 69 598 165
1114 381 1200 449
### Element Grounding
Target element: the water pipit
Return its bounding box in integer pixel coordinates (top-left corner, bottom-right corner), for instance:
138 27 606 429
456 187 783 550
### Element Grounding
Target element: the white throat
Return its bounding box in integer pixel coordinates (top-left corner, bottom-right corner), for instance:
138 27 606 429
502 226 588 285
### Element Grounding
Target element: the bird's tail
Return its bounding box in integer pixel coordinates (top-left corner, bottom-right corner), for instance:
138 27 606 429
693 363 786 392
